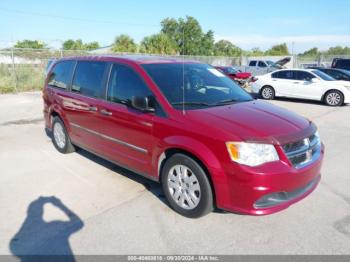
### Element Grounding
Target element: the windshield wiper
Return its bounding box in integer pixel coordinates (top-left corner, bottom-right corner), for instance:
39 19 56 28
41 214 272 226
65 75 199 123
212 99 240 106
171 101 211 107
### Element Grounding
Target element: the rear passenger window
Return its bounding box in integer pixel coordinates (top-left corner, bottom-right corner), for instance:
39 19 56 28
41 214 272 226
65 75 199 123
271 72 279 78
296 71 315 81
258 61 267 67
48 61 75 89
107 64 152 104
249 61 257 66
277 70 295 80
72 61 108 98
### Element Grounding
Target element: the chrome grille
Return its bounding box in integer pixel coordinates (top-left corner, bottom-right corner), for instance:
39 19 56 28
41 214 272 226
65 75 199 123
283 133 321 169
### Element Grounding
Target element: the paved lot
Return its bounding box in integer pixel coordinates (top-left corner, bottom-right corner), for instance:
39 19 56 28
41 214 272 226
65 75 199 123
0 91 350 256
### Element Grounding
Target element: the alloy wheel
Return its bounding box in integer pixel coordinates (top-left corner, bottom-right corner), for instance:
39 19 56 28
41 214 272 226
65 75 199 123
262 87 273 99
326 92 341 106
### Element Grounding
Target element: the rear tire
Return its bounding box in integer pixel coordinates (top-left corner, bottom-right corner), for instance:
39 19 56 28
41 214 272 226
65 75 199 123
52 117 75 154
161 154 214 218
324 90 344 106
261 86 275 100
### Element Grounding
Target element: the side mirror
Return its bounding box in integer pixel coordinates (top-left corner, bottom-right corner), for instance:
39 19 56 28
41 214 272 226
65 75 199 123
311 78 320 83
131 96 155 113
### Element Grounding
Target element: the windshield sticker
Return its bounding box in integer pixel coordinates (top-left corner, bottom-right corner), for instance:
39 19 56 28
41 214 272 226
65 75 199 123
208 68 225 77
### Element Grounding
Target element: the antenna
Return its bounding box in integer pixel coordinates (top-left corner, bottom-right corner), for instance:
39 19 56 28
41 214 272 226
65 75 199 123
182 27 185 115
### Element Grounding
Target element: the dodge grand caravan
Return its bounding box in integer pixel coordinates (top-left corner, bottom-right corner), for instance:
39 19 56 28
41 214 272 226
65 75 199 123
43 56 324 218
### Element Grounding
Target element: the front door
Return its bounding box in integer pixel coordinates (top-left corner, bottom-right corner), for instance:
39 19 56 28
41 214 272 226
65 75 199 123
292 71 323 100
97 63 156 177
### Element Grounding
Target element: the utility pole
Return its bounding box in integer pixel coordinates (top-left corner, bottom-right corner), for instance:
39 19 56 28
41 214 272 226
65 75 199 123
11 45 18 93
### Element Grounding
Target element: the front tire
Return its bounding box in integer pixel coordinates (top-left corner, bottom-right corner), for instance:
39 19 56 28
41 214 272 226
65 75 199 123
324 90 344 106
52 117 75 154
261 86 275 100
161 154 214 218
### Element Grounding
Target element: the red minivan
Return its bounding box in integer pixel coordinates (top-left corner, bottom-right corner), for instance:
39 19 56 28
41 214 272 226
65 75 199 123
43 55 324 218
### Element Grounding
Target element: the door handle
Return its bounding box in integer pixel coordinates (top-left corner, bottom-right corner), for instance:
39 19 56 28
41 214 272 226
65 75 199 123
293 82 299 84
89 106 98 112
100 109 112 116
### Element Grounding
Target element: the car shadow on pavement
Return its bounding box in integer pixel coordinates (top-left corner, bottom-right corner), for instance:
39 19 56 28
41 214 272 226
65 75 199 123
44 129 230 215
9 196 83 262
76 148 168 205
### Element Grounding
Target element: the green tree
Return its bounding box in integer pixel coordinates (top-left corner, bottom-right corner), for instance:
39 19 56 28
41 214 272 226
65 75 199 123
161 16 214 55
245 47 265 56
62 39 100 51
139 33 177 55
112 34 137 53
83 41 100 51
200 30 215 56
300 47 319 57
325 46 350 55
265 43 290 56
214 40 242 57
14 40 47 49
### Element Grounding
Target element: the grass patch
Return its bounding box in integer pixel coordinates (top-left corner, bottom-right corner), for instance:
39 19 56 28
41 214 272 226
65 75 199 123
0 64 45 93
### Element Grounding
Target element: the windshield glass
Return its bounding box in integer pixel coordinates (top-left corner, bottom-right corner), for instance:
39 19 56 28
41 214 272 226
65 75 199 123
266 61 275 66
225 67 239 74
312 70 335 81
142 63 253 110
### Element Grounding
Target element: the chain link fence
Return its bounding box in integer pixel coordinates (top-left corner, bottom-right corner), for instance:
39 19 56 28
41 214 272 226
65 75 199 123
1 48 349 93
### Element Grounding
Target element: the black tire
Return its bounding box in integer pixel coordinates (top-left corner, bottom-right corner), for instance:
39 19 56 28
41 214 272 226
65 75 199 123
324 90 344 106
161 153 214 218
52 117 75 154
260 86 275 100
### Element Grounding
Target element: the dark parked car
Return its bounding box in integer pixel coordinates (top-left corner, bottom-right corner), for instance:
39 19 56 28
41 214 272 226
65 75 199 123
43 55 324 218
332 58 350 71
308 67 350 81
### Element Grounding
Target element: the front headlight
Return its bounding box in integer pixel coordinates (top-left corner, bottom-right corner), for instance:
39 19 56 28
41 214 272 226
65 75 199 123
226 142 279 167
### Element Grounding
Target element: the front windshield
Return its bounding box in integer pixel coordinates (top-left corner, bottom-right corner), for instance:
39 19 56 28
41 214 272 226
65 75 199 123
142 63 253 110
312 70 335 81
225 67 239 74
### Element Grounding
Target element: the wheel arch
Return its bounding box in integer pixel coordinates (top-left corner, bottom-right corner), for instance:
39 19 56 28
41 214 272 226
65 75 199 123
260 85 275 94
321 89 345 102
158 147 217 207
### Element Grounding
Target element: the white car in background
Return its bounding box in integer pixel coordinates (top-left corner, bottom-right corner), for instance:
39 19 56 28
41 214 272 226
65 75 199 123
251 69 350 106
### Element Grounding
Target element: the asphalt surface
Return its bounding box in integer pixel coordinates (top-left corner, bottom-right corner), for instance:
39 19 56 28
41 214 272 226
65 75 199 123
0 91 349 256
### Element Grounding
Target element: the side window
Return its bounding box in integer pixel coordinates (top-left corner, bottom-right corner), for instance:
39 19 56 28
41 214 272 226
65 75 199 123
72 61 108 98
258 61 267 68
278 70 294 80
296 71 315 81
271 72 279 78
338 60 350 68
48 61 75 89
107 64 152 104
249 61 257 66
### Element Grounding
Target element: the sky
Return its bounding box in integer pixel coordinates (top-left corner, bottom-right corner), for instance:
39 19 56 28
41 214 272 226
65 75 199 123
0 0 349 53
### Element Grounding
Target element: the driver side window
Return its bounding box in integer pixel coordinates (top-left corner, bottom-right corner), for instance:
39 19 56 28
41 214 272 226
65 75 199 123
107 64 152 104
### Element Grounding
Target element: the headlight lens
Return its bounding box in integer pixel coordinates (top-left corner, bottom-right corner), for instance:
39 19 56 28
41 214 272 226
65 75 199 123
226 142 279 167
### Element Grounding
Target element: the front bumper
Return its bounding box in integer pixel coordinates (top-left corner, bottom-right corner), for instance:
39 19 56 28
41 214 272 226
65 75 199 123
344 90 350 104
212 144 324 215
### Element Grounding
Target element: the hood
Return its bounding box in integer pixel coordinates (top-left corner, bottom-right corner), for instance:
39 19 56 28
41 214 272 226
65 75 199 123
235 72 251 79
272 57 291 69
333 80 350 87
186 100 315 145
